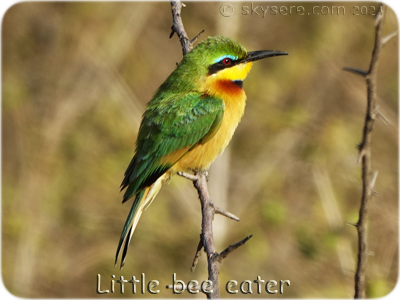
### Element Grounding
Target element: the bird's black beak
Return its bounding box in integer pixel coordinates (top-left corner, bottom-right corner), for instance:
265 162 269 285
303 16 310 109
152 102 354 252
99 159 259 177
240 50 288 63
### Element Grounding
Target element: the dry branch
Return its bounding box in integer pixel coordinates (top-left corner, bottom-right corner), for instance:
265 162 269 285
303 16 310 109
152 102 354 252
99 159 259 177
170 0 204 56
178 171 252 299
343 4 388 299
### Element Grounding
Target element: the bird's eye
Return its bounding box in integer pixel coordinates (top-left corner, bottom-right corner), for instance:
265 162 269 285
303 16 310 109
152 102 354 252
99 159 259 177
222 58 232 65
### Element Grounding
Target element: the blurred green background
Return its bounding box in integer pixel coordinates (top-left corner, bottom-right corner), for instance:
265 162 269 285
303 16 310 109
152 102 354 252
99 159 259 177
2 1 398 298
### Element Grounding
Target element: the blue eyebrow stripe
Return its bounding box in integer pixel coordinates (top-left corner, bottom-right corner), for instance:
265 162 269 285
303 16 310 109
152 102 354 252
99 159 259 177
214 55 238 63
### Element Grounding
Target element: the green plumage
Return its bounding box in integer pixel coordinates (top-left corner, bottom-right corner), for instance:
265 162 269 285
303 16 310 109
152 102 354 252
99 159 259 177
121 36 246 201
116 93 224 268
120 93 224 202
116 36 250 268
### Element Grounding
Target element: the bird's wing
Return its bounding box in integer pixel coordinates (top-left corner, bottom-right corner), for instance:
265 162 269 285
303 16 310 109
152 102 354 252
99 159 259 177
120 92 224 202
115 93 224 268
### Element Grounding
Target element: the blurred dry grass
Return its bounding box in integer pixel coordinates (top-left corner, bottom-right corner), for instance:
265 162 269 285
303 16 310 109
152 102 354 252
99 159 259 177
1 1 398 298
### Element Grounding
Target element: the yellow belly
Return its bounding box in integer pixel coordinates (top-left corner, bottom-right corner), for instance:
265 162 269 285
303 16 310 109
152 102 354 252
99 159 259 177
172 89 247 171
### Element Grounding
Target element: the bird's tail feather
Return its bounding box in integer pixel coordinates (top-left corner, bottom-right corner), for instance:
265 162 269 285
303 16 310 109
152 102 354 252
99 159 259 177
115 174 168 269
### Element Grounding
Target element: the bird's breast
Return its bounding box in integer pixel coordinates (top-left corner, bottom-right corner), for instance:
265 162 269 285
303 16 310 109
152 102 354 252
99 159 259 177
172 83 247 171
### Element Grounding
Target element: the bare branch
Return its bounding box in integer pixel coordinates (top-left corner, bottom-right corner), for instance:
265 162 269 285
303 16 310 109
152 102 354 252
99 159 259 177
170 0 192 56
190 29 205 44
350 4 386 299
212 204 240 221
180 171 252 298
218 235 253 262
192 171 220 298
170 1 204 56
177 172 240 221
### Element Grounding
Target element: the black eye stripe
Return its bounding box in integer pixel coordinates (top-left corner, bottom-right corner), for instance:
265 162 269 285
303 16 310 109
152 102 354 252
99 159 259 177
208 59 240 75
208 62 225 75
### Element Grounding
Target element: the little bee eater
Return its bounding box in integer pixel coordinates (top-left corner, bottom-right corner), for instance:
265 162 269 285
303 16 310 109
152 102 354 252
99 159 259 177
115 36 287 268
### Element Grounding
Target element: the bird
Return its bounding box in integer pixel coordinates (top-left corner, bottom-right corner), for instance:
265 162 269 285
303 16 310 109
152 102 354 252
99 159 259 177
115 36 287 268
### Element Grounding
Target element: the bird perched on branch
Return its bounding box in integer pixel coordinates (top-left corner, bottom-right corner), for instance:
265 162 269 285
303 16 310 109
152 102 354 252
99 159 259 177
115 36 287 268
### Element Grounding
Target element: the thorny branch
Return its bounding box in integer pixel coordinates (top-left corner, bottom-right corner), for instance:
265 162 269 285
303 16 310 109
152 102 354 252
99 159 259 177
178 171 252 299
169 2 252 297
170 0 204 56
343 4 395 298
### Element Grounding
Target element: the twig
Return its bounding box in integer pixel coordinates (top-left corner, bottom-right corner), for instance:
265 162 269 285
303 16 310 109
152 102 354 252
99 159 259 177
190 29 205 44
191 236 204 272
193 171 220 298
177 173 239 221
213 204 240 222
177 171 250 298
188 171 250 299
169 0 191 55
170 0 204 56
177 172 240 222
344 4 387 299
343 67 368 77
218 235 253 262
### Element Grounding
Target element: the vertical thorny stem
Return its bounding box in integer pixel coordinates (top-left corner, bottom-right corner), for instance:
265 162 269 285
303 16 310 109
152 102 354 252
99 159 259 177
345 4 388 299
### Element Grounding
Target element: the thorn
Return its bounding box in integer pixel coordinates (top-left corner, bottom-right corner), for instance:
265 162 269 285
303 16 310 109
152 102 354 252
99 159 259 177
370 170 379 190
213 204 240 221
181 2 186 7
190 29 205 45
377 112 389 125
347 221 358 228
374 106 389 125
343 67 368 77
382 31 397 45
218 235 253 262
372 189 379 196
169 25 175 38
191 237 203 272
358 148 367 164
368 251 375 257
